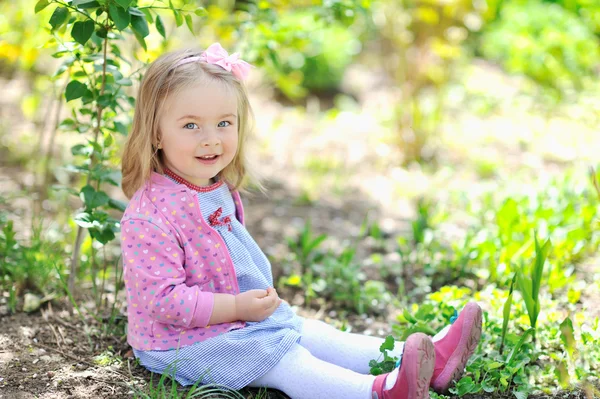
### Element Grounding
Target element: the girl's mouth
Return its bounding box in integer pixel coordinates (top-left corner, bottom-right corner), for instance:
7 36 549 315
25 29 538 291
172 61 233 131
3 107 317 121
196 155 220 165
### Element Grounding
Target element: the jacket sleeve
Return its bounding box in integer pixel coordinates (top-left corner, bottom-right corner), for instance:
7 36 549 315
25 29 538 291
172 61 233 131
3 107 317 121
122 218 214 328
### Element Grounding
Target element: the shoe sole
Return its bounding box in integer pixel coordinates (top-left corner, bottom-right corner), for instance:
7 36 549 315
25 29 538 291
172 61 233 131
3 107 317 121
431 303 482 393
401 333 435 399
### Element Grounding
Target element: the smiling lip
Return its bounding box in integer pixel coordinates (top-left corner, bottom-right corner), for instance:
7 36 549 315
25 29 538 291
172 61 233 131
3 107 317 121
195 155 220 165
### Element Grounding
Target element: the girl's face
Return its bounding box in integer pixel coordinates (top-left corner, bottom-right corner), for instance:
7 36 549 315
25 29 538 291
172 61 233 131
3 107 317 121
158 80 238 186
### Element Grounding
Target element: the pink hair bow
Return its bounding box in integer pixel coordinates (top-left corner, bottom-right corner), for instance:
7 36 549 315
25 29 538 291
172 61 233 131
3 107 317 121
174 43 253 80
201 43 252 80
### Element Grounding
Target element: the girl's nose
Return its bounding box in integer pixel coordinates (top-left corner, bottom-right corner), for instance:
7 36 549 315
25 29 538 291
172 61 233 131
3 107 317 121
200 132 221 147
202 140 220 147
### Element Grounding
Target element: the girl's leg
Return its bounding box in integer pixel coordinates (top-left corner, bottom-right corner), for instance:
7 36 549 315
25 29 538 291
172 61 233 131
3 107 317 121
248 343 375 399
299 318 405 374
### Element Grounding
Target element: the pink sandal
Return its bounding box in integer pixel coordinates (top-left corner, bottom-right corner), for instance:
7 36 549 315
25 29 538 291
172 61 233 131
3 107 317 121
430 302 483 393
371 333 435 399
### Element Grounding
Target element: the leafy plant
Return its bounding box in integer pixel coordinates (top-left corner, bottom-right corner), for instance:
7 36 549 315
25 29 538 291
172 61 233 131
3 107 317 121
368 335 398 376
0 218 66 311
516 233 551 340
285 218 327 278
480 0 600 99
36 0 203 307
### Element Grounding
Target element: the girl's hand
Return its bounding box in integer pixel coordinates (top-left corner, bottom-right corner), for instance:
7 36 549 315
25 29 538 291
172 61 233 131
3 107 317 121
235 288 282 322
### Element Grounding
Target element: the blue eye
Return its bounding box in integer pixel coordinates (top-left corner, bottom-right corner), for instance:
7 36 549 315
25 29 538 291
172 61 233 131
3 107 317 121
218 121 231 128
183 123 198 129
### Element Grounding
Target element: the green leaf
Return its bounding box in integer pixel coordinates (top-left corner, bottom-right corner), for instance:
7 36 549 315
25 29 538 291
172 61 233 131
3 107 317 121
109 3 130 30
139 7 154 23
73 0 99 7
80 1 101 10
131 14 149 38
96 26 108 38
194 7 207 17
65 80 88 102
35 0 50 13
379 335 395 353
173 9 183 27
71 20 95 45
506 327 534 366
90 227 116 244
97 93 112 108
516 270 536 329
49 7 69 30
104 132 114 148
482 378 496 393
80 185 109 209
305 234 327 257
500 272 517 354
113 121 128 135
108 198 127 212
452 377 476 395
184 13 194 35
532 233 551 301
128 7 145 17
156 15 166 38
513 390 528 399
402 308 418 324
559 316 576 357
71 144 92 156
486 361 504 371
133 29 147 51
115 0 132 9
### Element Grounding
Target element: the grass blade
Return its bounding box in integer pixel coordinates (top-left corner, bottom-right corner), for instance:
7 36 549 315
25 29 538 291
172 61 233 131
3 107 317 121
500 272 517 354
507 327 535 366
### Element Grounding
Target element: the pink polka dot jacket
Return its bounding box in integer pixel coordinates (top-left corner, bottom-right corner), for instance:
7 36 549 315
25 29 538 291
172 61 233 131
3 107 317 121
121 172 246 351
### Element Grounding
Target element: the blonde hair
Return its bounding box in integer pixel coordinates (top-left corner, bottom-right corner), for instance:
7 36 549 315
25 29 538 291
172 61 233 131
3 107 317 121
121 48 258 199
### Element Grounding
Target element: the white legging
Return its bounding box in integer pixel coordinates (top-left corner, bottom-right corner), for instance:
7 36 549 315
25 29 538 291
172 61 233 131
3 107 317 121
248 319 405 399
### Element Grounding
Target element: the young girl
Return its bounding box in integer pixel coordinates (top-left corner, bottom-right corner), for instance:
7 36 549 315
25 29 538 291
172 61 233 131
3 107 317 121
120 44 483 399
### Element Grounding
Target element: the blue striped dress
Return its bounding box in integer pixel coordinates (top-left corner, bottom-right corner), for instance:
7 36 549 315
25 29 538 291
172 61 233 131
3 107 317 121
133 181 304 388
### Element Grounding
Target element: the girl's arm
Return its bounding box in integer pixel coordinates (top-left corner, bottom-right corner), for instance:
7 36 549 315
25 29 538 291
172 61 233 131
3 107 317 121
210 288 282 324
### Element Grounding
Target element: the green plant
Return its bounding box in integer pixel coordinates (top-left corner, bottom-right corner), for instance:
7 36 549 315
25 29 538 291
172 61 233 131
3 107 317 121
285 218 327 278
0 219 67 312
480 0 600 100
310 248 390 313
412 198 431 245
368 335 398 375
499 273 517 355
238 4 369 100
282 220 393 313
516 233 551 340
